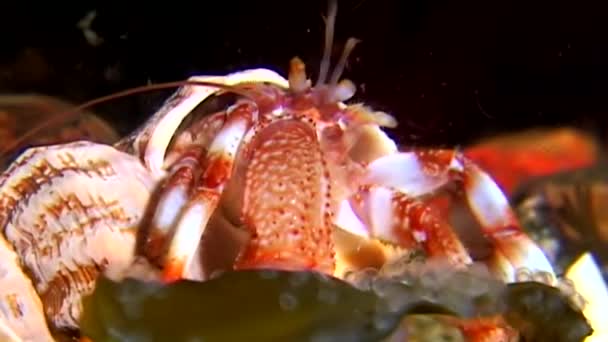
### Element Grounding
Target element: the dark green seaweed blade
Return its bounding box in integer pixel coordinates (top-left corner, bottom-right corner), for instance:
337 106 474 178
80 270 404 342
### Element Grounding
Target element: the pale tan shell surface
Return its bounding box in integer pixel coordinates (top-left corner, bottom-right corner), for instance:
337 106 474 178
0 141 158 337
1 233 52 341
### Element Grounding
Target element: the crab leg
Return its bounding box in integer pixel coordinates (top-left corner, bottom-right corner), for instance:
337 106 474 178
346 185 473 266
359 149 555 281
132 69 288 179
157 102 258 282
144 146 203 262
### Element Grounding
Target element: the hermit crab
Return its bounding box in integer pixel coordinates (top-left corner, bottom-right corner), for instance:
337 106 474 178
0 1 589 341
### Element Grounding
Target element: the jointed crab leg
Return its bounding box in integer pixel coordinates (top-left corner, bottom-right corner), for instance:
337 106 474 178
355 149 555 281
347 185 473 266
145 146 202 262
458 158 556 281
145 111 231 254
130 69 289 281
133 69 288 178
156 102 258 282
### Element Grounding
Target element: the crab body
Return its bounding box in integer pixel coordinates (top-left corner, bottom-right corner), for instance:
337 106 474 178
0 60 558 340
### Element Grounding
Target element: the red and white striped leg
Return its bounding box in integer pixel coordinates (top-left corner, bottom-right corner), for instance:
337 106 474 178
357 149 555 281
145 102 258 282
133 69 288 178
144 146 202 262
344 185 473 266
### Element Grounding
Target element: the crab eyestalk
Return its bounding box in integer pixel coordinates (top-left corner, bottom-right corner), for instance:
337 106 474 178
288 57 311 94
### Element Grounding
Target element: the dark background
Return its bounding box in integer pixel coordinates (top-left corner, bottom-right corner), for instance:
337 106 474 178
1 0 607 147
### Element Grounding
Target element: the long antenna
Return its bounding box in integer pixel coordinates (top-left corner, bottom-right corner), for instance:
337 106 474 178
0 80 247 157
316 0 338 86
329 37 360 87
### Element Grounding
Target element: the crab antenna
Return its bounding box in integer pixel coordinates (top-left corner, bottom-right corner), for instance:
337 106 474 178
316 0 338 86
329 37 360 87
0 80 250 157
